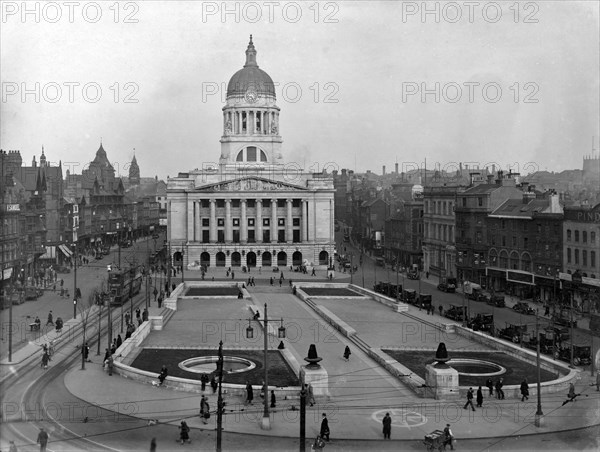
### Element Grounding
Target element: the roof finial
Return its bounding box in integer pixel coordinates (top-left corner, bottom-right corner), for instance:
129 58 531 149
244 35 258 68
249 34 253 44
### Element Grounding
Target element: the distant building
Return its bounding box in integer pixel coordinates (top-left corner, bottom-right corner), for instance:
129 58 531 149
128 154 140 186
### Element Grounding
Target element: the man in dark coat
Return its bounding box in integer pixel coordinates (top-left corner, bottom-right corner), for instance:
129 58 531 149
486 378 494 396
495 378 505 399
520 378 529 401
320 413 330 441
37 427 49 452
463 387 475 411
246 382 254 404
476 386 484 407
382 412 392 439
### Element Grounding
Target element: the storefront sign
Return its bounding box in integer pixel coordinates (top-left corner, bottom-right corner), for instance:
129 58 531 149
507 270 534 285
6 204 20 211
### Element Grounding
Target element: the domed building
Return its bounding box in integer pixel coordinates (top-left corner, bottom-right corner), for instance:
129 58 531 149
167 37 335 270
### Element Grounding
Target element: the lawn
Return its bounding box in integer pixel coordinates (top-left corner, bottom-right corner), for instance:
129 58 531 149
132 348 299 387
381 350 561 386
301 287 361 297
185 286 239 296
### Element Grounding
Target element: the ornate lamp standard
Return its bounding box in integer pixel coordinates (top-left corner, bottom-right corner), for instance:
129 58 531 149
246 303 286 430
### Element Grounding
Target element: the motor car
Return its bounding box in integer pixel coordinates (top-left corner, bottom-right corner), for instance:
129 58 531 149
552 312 578 328
513 302 535 315
418 293 432 310
437 282 456 293
554 343 592 366
486 294 505 307
401 289 417 304
467 313 494 332
444 304 468 321
54 265 71 274
498 323 527 343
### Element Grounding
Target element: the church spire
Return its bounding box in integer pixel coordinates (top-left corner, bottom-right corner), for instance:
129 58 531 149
244 34 258 68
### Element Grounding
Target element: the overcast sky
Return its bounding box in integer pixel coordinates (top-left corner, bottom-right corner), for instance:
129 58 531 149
1 1 599 180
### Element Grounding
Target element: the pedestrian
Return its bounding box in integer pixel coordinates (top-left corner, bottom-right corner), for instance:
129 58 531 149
270 277 274 286
179 420 191 444
54 317 63 333
312 435 326 452
320 413 330 441
107 355 114 376
158 365 168 386
116 334 123 348
496 378 505 400
520 378 529 401
251 277 255 286
125 311 131 326
279 277 282 287
143 308 149 321
476 386 483 407
211 375 218 393
200 395 210 424
246 381 254 405
438 305 443 316
382 412 392 439
463 387 476 411
153 287 158 302
312 268 316 276
82 342 90 362
37 427 49 452
343 345 351 361
443 424 454 451
307 383 315 406
135 307 141 321
41 351 50 369
232 271 235 280
46 311 53 325
544 304 550 316
596 372 600 391
201 373 208 391
150 437 157 452
568 382 576 401
486 377 494 396
8 440 17 452
270 390 276 408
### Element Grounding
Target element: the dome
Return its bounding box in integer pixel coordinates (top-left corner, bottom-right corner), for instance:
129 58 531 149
226 35 276 99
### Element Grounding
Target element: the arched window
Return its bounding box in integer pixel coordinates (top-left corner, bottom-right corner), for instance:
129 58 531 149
260 150 268 162
236 150 244 162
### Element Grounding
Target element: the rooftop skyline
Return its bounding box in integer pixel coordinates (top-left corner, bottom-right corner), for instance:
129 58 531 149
1 1 599 179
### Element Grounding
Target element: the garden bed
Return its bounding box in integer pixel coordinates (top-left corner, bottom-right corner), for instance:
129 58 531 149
381 350 560 386
131 348 299 387
184 286 239 296
302 287 361 297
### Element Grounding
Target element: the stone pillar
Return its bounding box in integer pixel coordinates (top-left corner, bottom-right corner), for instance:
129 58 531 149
241 199 247 244
225 199 232 243
209 199 217 243
286 199 293 243
195 202 201 242
256 199 263 243
271 199 278 244
301 199 308 242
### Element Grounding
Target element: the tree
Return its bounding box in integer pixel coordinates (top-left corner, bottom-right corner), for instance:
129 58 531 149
77 289 98 370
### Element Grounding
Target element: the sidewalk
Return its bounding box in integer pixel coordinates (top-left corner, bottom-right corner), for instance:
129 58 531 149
62 285 600 443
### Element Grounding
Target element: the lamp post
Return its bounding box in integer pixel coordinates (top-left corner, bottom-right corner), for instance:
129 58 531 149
350 253 354 285
72 241 78 319
245 303 286 430
97 292 102 355
535 308 544 427
216 340 224 452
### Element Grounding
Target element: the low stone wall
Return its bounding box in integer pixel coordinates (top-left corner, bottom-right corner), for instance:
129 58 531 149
348 284 409 312
314 306 356 338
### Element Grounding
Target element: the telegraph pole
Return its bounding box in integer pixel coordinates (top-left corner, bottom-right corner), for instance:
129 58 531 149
535 309 544 427
216 340 224 452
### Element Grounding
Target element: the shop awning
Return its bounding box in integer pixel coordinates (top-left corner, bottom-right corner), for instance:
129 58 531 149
2 268 13 280
39 246 56 260
58 244 73 257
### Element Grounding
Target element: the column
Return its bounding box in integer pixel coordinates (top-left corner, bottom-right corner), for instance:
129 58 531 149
271 199 278 244
225 199 232 243
241 199 247 244
187 198 193 242
286 199 293 243
209 199 217 243
194 202 199 242
256 199 263 243
301 200 308 242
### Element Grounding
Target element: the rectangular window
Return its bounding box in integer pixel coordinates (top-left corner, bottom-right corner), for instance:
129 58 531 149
278 230 286 242
567 248 571 264
217 230 225 243
583 231 587 243
292 199 301 208
575 249 579 264
233 218 240 227
502 236 506 246
202 230 209 243
512 236 517 247
202 218 210 227
462 197 467 207
217 218 224 227
217 199 225 208
247 199 255 208
247 147 257 161
248 218 255 227
232 230 240 243
232 199 240 208
263 230 270 243
293 230 300 242
202 200 210 208
523 237 528 249
592 231 596 243
478 197 483 207
248 230 255 243
278 218 285 226
583 250 587 266
575 230 579 242
591 251 596 268
523 222 528 232
263 218 270 226
277 199 286 208
292 218 300 227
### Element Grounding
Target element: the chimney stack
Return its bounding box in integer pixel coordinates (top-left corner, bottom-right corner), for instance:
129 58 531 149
382 165 386 175
395 162 399 174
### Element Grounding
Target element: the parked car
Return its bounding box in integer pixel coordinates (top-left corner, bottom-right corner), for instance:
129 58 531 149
418 293 433 310
554 342 592 366
486 294 505 307
513 302 535 315
437 282 456 293
467 313 494 332
24 286 43 300
552 311 578 328
498 323 528 343
401 288 417 304
445 304 468 321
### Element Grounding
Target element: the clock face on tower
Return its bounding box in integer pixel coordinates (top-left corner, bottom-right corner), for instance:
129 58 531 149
245 87 258 103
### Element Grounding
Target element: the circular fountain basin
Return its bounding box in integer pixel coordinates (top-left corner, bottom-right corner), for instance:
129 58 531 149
179 356 256 374
447 359 506 377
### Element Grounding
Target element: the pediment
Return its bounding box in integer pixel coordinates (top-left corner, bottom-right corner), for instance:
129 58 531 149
196 177 307 192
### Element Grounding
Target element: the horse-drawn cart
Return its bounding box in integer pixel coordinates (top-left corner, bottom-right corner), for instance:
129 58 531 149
423 429 446 451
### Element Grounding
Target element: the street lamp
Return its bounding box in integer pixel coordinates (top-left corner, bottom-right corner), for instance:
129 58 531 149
246 303 286 430
534 309 544 427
